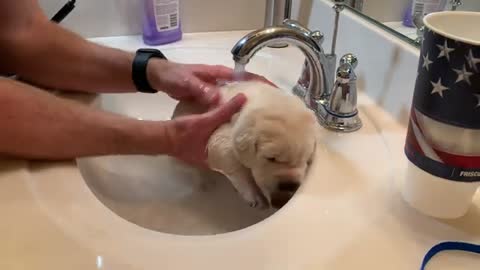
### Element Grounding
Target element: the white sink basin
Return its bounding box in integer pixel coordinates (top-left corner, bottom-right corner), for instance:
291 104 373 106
76 46 390 236
77 89 278 235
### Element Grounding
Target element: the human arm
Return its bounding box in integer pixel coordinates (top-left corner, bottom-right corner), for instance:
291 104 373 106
0 0 137 93
0 78 245 164
0 0 271 102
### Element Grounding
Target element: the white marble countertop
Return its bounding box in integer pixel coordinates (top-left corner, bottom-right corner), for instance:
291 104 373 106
0 31 478 270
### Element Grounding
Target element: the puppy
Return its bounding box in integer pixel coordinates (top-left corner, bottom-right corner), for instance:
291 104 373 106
171 81 318 209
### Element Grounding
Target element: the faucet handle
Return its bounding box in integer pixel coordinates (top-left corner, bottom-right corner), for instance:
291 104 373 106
310 31 325 46
282 19 311 35
335 62 356 83
332 0 346 8
323 52 362 132
339 53 358 69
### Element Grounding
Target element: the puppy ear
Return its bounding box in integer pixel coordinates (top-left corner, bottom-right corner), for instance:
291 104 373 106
232 115 258 168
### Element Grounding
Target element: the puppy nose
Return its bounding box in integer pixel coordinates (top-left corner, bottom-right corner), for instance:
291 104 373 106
271 180 301 209
271 191 293 209
277 180 300 192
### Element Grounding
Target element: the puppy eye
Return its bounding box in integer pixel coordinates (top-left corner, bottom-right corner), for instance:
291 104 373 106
266 157 277 162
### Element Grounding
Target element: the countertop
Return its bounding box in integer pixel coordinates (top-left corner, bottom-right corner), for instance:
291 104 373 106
0 31 478 270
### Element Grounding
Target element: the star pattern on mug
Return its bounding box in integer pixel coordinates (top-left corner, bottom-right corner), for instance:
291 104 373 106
414 28 480 130
422 53 433 71
436 39 455 61
475 94 480 108
466 49 480 72
430 78 449 98
453 65 473 85
419 31 480 108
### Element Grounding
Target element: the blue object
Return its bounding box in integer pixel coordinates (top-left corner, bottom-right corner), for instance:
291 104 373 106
421 241 480 270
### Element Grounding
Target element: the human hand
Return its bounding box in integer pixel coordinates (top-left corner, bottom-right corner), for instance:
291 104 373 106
147 60 274 107
165 93 247 168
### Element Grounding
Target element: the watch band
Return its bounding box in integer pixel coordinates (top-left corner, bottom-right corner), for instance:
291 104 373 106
132 48 167 93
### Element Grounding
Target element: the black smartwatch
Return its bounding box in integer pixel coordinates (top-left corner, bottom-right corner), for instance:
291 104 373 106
132 48 167 93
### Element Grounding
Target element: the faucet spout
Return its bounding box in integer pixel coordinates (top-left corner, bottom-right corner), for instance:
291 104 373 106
231 21 332 102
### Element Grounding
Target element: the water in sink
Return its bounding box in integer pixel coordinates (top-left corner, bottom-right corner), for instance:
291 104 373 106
78 155 275 236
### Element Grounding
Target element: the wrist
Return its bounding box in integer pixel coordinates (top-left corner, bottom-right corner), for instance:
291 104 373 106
119 119 174 155
146 58 169 93
132 49 167 93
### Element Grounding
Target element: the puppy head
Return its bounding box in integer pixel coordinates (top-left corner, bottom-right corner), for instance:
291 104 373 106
232 93 317 208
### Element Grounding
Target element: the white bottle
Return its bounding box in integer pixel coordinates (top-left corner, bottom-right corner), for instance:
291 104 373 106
412 0 448 17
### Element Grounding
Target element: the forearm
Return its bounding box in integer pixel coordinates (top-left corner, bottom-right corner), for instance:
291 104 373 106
0 6 136 93
0 78 171 160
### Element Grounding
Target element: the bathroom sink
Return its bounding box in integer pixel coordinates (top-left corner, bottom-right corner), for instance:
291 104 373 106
21 37 434 270
76 46 390 236
77 47 307 235
77 90 277 235
13 25 479 270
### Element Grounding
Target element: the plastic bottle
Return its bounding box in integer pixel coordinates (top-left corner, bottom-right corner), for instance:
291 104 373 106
403 0 448 28
411 0 448 19
142 0 182 45
402 1 415 27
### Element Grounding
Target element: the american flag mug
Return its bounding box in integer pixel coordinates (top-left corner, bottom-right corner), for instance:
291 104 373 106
403 11 480 219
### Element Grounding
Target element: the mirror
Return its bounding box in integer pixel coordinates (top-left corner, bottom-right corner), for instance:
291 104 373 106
338 0 480 47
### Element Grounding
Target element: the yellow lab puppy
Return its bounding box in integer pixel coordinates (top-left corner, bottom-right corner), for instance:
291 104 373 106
172 81 318 209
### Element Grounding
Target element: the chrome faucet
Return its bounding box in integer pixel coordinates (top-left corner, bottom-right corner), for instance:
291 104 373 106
264 0 292 48
231 2 362 132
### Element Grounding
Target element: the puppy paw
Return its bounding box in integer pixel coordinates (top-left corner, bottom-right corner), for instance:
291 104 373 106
241 191 269 209
226 171 270 209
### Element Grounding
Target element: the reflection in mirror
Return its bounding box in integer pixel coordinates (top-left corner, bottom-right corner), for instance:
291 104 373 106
337 0 480 47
